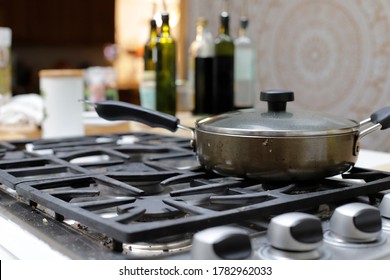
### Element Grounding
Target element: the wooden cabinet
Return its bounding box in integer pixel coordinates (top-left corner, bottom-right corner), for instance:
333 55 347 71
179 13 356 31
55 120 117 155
0 0 114 46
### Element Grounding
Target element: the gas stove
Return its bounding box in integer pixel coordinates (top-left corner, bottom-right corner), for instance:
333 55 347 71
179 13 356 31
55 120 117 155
1 132 390 260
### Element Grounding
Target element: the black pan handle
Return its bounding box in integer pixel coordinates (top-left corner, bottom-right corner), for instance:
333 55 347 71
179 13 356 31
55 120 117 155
90 100 180 132
371 106 390 130
358 106 390 141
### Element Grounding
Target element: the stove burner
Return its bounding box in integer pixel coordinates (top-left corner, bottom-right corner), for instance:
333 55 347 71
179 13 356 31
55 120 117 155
119 196 185 221
126 234 192 257
323 230 387 248
258 244 330 260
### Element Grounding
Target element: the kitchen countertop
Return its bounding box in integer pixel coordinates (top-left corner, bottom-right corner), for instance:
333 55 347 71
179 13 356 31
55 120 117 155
0 122 134 140
0 111 197 141
356 149 390 171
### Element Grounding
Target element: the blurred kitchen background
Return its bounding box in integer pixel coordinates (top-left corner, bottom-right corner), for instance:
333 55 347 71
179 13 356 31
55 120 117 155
1 0 390 151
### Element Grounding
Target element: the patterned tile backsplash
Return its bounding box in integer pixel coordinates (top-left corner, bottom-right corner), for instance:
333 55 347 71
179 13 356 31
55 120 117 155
187 0 390 152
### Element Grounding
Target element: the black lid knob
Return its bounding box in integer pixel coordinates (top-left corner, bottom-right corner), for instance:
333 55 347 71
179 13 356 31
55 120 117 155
260 90 294 112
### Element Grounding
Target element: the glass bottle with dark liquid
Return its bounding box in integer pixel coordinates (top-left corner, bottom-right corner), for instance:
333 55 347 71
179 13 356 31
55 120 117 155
189 18 214 115
213 11 234 114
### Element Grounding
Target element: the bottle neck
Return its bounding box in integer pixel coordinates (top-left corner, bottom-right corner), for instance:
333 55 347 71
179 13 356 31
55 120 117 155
238 17 249 38
196 24 205 40
219 12 230 36
161 20 170 36
149 19 158 39
220 21 229 36
238 27 247 38
151 25 157 37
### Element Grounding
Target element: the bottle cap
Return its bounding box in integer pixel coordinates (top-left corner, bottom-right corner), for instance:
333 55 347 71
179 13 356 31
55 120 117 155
161 12 169 23
220 11 229 23
197 17 208 27
240 16 249 29
150 19 157 28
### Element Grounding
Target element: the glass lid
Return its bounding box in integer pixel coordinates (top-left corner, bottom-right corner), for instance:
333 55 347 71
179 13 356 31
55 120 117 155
196 90 359 136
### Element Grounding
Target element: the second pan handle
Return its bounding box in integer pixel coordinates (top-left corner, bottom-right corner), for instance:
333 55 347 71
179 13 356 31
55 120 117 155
88 100 181 132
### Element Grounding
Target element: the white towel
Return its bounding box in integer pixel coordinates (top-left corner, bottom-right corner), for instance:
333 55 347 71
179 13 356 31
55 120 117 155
0 94 44 126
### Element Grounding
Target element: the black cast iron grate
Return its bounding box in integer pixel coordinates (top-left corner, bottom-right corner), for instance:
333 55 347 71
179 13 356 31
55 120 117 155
14 167 390 251
2 132 390 252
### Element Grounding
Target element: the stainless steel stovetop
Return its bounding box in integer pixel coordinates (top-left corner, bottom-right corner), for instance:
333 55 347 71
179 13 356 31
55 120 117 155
1 132 390 260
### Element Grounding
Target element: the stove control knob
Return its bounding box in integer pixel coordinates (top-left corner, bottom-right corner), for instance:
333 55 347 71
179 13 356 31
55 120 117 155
191 226 252 260
267 212 323 251
379 193 390 218
330 202 382 242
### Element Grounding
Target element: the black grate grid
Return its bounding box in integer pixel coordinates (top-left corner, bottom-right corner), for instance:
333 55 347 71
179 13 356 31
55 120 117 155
2 133 390 252
13 167 390 250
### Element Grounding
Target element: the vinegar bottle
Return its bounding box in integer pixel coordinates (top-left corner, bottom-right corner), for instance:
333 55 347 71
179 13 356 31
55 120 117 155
190 17 214 115
234 16 256 109
156 12 176 115
213 11 234 114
